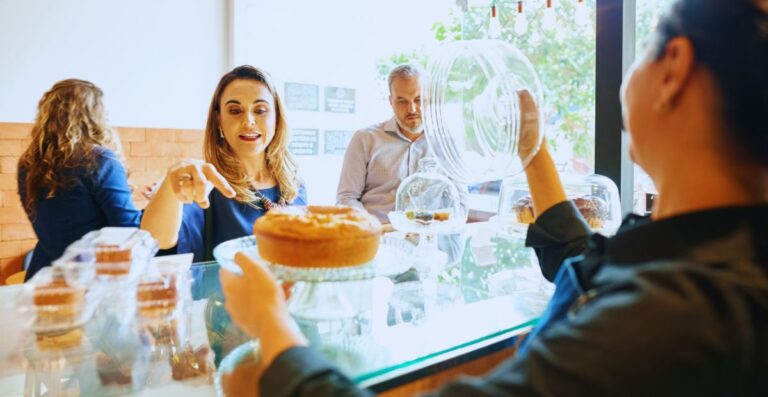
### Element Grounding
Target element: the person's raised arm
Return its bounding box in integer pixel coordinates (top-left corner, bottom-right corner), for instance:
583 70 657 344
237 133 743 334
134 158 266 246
517 90 591 281
517 90 568 215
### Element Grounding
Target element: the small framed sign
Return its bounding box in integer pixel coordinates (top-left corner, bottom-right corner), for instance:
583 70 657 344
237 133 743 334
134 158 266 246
285 83 319 111
324 86 356 114
289 129 319 155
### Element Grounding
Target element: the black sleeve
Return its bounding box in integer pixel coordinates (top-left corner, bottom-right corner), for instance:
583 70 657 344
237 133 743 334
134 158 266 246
260 347 375 397
525 200 592 281
261 273 732 397
424 273 732 397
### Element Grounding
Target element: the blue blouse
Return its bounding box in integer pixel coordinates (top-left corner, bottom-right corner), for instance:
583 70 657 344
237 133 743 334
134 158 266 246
176 184 307 263
18 148 142 280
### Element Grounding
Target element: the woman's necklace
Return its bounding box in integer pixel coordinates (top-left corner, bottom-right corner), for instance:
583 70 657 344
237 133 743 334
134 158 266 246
245 188 287 211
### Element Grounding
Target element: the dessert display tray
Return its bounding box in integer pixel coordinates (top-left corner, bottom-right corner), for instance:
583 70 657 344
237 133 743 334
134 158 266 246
387 211 464 235
213 235 414 282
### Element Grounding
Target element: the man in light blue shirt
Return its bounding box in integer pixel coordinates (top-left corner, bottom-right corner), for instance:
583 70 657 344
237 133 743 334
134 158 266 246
336 65 441 222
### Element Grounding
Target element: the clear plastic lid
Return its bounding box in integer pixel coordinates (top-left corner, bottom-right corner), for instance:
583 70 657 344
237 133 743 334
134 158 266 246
136 259 190 321
136 274 179 320
423 39 544 184
495 173 622 235
388 158 464 233
62 227 159 280
17 266 95 337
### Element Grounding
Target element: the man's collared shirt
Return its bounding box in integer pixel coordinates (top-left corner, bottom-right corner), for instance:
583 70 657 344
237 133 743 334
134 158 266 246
336 117 430 222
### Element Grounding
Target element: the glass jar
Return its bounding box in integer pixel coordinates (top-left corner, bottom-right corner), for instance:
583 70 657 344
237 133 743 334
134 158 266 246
423 39 545 184
495 173 622 236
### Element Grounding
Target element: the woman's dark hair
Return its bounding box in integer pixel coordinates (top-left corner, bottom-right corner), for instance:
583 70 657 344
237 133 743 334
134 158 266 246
651 0 768 165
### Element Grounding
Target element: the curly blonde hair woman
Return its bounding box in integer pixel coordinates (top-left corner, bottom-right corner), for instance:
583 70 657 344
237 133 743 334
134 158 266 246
18 79 141 280
141 66 306 262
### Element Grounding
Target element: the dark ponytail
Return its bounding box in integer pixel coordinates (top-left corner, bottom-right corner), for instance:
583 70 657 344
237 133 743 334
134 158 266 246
651 0 768 165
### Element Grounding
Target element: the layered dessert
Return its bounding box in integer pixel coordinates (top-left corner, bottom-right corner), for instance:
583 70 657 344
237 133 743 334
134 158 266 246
33 268 86 350
137 275 178 318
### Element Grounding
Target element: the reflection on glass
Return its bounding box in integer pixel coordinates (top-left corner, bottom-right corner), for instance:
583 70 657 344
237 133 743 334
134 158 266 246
423 39 544 184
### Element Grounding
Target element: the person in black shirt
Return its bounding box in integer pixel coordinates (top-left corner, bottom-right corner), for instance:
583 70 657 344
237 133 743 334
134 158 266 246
220 0 768 395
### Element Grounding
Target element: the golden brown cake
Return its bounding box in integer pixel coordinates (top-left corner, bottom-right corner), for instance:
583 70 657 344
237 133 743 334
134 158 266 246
513 195 608 229
513 196 536 224
253 205 382 267
572 195 609 229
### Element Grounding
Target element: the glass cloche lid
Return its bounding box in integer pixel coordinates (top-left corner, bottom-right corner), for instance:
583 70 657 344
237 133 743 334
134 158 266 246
388 157 464 232
422 39 544 184
494 173 622 236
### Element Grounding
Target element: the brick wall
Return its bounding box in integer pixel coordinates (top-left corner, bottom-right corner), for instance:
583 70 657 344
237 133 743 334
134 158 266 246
0 122 203 282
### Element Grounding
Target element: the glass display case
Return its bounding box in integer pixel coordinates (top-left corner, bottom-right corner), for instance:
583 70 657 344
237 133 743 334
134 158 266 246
494 173 622 236
0 224 548 396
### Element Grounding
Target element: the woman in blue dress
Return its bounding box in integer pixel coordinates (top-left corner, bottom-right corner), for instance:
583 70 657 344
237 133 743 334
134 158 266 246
18 79 142 281
141 65 306 262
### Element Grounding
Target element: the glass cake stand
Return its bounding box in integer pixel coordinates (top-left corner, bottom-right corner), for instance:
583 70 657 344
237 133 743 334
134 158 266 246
212 235 414 282
212 236 415 397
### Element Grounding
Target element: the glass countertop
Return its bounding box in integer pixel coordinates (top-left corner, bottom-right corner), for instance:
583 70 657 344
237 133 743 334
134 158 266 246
0 223 551 396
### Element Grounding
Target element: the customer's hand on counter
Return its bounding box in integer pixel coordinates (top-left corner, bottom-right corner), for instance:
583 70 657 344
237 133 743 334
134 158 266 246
220 252 308 369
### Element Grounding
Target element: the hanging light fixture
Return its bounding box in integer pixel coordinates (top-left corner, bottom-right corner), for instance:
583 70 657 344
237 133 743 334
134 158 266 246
514 1 528 35
487 1 503 39
542 0 558 31
575 0 591 26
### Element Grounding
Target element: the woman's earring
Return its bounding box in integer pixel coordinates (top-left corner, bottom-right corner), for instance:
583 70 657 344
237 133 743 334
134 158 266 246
218 127 224 138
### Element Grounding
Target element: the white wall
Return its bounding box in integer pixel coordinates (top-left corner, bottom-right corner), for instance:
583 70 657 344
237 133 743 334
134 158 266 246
233 0 449 204
0 0 226 129
0 0 453 205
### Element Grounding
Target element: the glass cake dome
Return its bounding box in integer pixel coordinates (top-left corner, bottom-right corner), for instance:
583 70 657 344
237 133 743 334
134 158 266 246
494 173 622 236
423 39 544 184
388 157 464 233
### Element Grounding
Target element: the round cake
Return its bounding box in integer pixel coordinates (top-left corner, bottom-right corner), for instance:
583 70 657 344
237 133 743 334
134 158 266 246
253 205 382 267
572 195 609 229
512 194 608 229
